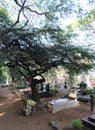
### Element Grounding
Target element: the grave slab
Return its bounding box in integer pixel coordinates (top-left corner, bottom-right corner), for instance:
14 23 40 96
77 95 90 102
89 115 95 123
48 98 79 113
82 114 95 130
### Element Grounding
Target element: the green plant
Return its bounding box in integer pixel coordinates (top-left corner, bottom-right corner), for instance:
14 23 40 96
72 118 83 129
84 88 93 95
16 85 25 89
50 87 59 94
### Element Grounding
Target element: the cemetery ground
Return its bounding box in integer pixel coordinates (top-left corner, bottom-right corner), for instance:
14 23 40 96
0 87 94 130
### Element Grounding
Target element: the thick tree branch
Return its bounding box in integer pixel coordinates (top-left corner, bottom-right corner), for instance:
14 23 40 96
22 9 29 27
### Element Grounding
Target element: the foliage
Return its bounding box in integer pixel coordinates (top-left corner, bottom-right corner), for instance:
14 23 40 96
0 3 95 79
1 1 95 102
83 88 93 95
72 118 83 129
1 24 95 78
0 66 10 82
0 0 83 28
0 11 95 81
71 8 95 31
50 87 59 94
16 85 26 89
0 6 9 22
9 69 22 82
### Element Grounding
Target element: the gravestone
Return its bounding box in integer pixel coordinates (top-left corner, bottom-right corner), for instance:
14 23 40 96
93 87 95 93
68 89 77 99
79 81 87 93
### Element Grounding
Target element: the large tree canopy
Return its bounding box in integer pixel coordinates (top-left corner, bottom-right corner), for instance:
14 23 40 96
1 25 94 75
0 1 95 102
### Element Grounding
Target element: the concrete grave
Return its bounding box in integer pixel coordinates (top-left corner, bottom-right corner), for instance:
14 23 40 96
82 114 95 129
48 98 79 113
77 95 91 102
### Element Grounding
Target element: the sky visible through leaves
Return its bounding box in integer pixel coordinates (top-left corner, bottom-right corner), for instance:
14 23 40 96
1 0 95 49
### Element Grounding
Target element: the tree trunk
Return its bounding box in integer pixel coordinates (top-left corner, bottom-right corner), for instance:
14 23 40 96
30 83 41 103
23 74 45 103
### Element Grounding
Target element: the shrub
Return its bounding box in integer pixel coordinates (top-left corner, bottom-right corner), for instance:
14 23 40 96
83 88 93 95
50 87 59 94
16 85 25 89
72 118 83 129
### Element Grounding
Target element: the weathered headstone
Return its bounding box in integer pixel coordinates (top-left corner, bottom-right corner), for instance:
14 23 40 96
93 87 95 93
68 89 77 99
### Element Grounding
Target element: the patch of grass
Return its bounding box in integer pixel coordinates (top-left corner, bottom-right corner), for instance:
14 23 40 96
72 118 83 129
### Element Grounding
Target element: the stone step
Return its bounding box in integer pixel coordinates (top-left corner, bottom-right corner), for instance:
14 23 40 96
82 117 95 129
89 115 95 123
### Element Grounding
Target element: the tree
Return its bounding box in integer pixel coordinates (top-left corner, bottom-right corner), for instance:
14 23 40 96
0 2 95 103
1 26 95 103
69 7 95 53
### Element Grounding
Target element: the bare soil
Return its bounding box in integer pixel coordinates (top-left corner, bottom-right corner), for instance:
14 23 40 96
0 87 94 130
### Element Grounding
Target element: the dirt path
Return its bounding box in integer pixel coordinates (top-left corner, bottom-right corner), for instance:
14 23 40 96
0 87 94 130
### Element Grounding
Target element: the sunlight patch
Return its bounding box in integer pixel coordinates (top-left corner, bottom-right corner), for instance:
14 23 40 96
0 112 5 117
0 103 4 107
11 98 21 103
